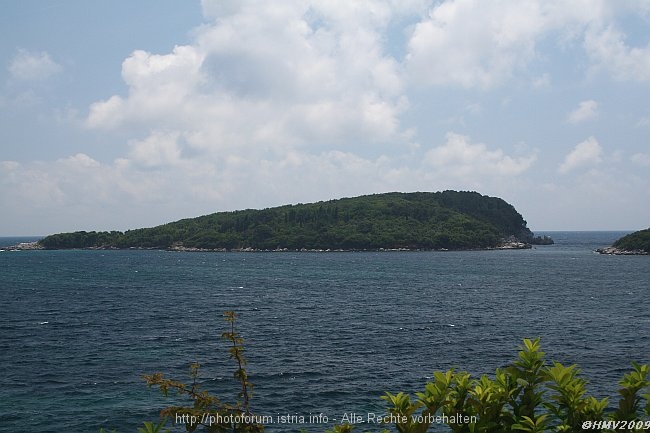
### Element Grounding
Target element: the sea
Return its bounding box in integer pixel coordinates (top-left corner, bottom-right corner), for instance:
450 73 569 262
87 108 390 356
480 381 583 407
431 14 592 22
1 232 648 433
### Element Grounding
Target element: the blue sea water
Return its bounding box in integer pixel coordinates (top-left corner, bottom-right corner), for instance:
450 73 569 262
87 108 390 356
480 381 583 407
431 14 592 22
1 232 649 432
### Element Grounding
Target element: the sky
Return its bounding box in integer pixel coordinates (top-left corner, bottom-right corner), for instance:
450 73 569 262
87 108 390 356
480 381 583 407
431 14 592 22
1 0 649 236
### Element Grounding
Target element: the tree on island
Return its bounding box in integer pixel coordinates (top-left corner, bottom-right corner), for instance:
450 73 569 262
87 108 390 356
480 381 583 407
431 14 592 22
597 228 650 255
40 191 553 251
613 229 650 253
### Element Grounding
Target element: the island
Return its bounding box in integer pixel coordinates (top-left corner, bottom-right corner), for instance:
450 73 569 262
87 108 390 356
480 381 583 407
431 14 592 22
38 191 553 251
596 228 650 255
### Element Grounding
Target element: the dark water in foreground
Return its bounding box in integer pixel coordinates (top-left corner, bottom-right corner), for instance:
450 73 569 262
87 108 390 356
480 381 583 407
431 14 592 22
1 232 649 432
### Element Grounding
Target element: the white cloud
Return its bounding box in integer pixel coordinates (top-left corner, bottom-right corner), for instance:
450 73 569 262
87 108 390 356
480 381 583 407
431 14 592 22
86 2 408 151
584 24 650 82
1 160 64 209
424 132 537 178
63 153 100 168
84 1 650 154
631 153 650 167
406 0 546 88
558 137 603 173
87 45 205 130
403 0 650 88
567 100 598 124
128 131 183 167
8 49 62 82
0 153 208 225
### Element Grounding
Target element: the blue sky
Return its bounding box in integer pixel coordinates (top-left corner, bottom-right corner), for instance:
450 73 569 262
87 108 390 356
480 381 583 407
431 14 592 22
1 0 649 235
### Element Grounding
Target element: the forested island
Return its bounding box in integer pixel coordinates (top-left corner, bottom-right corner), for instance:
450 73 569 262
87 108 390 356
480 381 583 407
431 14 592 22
38 191 553 251
597 228 650 255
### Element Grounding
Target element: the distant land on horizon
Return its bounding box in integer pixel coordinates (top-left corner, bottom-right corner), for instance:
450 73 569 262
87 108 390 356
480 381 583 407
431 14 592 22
35 191 554 252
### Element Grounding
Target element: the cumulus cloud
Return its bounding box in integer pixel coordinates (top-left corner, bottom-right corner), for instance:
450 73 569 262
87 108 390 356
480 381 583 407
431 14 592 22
127 131 183 167
0 152 220 230
567 100 598 124
406 0 548 88
403 0 650 88
631 153 650 167
424 132 537 179
584 24 650 82
86 1 409 151
87 45 205 130
558 137 603 173
84 0 650 157
8 49 62 82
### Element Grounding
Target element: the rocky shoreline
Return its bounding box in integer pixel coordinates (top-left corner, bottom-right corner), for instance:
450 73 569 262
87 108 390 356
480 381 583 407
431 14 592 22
2 241 43 251
127 239 535 252
5 240 534 253
595 246 648 255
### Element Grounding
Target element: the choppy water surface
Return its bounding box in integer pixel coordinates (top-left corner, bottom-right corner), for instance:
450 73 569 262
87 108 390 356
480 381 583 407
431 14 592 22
1 232 648 432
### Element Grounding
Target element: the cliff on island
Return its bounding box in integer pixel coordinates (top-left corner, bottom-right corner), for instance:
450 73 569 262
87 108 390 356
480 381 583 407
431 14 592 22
596 228 650 255
38 191 552 251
